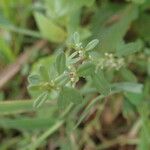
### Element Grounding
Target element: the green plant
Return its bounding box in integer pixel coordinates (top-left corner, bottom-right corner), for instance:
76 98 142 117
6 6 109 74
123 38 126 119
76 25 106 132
27 32 145 149
0 0 150 150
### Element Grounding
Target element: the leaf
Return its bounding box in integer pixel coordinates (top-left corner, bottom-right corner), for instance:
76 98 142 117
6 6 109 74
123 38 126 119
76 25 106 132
112 82 143 93
58 87 83 110
34 12 67 43
28 74 41 85
92 70 111 96
92 4 138 52
28 84 41 92
39 65 49 81
0 99 55 115
0 117 57 130
120 68 137 82
125 92 143 106
77 62 95 77
0 100 33 115
85 39 99 51
73 32 80 44
33 92 48 108
56 52 66 74
116 39 143 56
29 56 56 98
45 0 94 18
122 98 136 119
0 37 15 63
0 14 40 38
134 13 150 43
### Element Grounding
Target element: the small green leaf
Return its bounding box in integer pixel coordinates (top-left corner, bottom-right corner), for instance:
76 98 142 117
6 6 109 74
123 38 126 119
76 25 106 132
56 52 66 75
92 70 111 96
28 74 41 85
39 66 49 81
77 62 95 77
93 5 138 52
122 98 136 119
58 87 83 110
33 92 48 108
120 68 137 82
28 84 41 92
85 39 99 51
0 15 40 38
125 92 143 106
112 82 143 93
34 12 67 43
73 32 80 44
116 39 143 57
0 38 15 63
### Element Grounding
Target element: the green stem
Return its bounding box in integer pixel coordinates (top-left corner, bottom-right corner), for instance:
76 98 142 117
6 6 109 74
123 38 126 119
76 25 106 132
25 103 74 150
26 120 64 150
74 90 120 128
97 137 138 150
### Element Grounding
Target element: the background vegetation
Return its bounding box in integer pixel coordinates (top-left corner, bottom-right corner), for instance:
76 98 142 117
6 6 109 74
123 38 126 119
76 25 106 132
0 0 150 150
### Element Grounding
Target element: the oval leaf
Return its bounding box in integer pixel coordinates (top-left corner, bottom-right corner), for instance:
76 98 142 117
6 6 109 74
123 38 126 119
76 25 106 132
85 39 99 51
56 52 66 75
77 62 95 77
58 87 83 110
39 65 49 81
34 12 67 43
73 32 80 44
28 74 41 85
92 70 111 96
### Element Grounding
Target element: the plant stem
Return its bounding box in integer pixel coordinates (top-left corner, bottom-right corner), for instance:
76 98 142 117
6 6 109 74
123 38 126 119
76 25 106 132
97 136 138 150
27 120 64 150
25 103 74 150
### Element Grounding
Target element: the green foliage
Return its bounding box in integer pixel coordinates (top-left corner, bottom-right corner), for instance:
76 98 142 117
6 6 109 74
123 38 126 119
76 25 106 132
0 0 150 149
0 37 15 63
92 70 111 96
56 52 66 74
85 39 99 52
116 39 143 56
112 82 143 93
77 62 95 77
92 4 138 52
58 87 83 110
34 12 67 43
